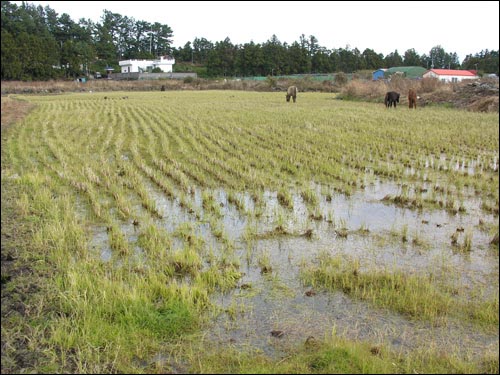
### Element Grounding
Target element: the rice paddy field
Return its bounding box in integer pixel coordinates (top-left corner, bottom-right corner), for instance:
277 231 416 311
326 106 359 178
1 90 499 373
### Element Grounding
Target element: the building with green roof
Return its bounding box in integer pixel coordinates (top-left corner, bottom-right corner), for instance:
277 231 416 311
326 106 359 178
384 66 427 79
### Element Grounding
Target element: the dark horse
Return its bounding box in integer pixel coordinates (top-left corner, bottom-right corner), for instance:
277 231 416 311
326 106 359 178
384 91 400 108
408 89 417 109
286 86 298 103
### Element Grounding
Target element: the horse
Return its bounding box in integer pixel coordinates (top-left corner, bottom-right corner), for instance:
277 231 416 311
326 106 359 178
384 91 400 108
286 86 298 103
408 89 417 109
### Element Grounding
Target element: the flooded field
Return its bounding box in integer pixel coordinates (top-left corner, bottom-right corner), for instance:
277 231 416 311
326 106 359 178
3 90 498 373
88 179 498 360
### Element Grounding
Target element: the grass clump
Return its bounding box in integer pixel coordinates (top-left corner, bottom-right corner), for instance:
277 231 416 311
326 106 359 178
301 252 498 328
184 334 498 374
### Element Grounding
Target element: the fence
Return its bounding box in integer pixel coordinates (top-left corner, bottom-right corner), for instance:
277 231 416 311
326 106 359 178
240 73 354 82
111 72 197 81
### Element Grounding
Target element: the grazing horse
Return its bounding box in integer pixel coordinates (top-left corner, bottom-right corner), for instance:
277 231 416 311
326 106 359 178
384 91 400 108
286 86 298 103
408 89 417 109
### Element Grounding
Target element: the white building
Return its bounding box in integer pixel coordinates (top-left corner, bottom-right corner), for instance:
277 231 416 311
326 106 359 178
423 69 479 83
119 55 175 73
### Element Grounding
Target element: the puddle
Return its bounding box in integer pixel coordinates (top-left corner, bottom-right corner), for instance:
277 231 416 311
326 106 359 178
209 284 498 359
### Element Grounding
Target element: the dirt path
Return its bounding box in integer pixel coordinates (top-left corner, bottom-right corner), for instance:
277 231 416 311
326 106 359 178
1 96 47 373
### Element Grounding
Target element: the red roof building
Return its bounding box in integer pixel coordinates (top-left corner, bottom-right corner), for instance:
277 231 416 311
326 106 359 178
423 69 479 82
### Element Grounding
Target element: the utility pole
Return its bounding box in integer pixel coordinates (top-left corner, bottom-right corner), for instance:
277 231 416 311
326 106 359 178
149 30 153 55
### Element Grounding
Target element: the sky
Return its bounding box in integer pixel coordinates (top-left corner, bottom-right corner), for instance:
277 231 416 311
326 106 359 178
12 1 500 63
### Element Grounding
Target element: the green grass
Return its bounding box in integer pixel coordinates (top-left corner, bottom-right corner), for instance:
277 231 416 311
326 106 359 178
183 334 498 374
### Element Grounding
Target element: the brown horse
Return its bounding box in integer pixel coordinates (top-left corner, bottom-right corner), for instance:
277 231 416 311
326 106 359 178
408 89 417 109
286 86 298 103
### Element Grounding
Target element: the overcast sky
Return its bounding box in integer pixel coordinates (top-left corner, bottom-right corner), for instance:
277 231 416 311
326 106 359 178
13 1 500 63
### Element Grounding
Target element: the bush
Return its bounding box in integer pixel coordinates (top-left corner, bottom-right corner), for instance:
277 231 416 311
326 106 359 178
419 77 442 93
266 75 277 89
334 72 348 86
340 80 387 101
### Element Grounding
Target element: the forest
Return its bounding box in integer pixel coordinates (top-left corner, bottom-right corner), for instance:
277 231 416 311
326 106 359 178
1 1 499 80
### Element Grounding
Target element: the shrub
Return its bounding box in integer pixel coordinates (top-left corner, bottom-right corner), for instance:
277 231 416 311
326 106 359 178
334 72 348 86
419 77 442 93
266 75 277 89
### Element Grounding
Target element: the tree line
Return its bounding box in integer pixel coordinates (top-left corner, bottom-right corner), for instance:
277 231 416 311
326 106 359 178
1 1 498 81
